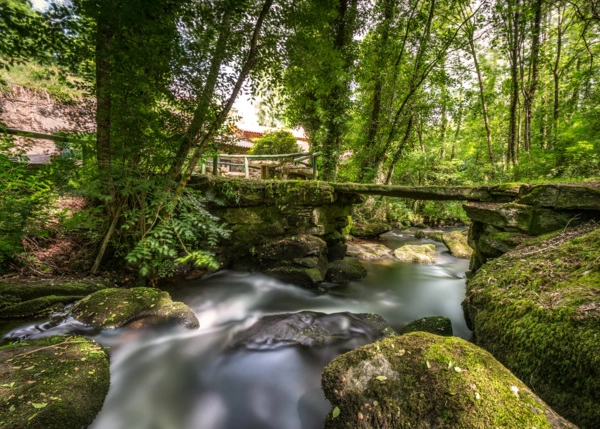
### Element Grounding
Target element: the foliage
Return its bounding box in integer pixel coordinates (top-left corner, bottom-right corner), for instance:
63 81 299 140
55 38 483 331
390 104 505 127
0 61 84 103
0 133 53 268
249 130 299 155
124 189 229 280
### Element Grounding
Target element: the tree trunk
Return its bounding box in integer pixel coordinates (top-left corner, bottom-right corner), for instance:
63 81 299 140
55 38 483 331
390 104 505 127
507 0 521 166
95 4 115 203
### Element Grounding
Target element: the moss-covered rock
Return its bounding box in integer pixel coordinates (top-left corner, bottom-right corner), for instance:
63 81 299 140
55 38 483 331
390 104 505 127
0 296 85 319
265 265 326 288
393 244 436 264
70 287 199 329
231 311 395 350
350 222 392 238
325 258 367 283
321 332 576 429
346 242 392 260
463 202 586 235
441 230 473 259
255 235 327 262
0 279 111 312
517 183 600 210
0 335 110 429
399 316 453 336
463 223 600 428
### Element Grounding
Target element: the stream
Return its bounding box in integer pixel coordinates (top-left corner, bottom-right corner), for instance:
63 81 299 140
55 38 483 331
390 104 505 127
2 232 470 429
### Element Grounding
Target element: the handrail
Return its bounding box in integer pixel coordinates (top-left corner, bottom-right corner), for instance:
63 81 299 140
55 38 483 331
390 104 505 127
0 127 89 144
205 151 321 180
214 151 321 159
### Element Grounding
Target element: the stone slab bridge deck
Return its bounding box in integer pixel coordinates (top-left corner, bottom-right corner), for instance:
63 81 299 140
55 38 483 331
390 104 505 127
190 175 600 280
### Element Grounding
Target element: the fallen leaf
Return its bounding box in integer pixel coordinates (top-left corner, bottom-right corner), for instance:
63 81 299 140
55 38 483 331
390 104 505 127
375 376 388 381
454 367 462 373
426 361 431 369
32 403 47 409
332 407 340 418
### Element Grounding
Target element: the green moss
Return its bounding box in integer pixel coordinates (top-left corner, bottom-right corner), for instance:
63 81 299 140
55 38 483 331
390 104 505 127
0 296 84 319
441 230 472 259
0 280 111 310
322 332 575 429
463 225 600 428
70 287 199 329
399 316 453 336
0 335 110 429
393 244 436 264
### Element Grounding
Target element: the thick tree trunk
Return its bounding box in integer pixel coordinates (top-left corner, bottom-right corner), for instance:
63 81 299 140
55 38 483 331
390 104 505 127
95 5 115 203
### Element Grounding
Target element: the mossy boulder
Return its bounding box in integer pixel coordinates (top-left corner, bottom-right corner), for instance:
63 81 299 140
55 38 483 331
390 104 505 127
321 332 576 429
0 279 111 319
230 311 395 350
255 235 327 262
463 223 600 428
394 244 436 264
441 230 473 259
350 222 392 238
70 287 199 329
463 202 585 235
346 242 392 260
414 230 444 242
0 335 110 429
399 316 453 336
325 258 367 283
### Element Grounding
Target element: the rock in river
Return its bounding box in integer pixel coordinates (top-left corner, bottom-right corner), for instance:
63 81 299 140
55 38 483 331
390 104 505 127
325 258 367 283
230 311 395 350
346 242 392 260
70 287 199 330
0 335 110 429
321 332 576 429
393 244 436 264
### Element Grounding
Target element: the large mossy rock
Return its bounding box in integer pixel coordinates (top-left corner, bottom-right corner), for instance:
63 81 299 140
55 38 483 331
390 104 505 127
441 230 472 259
393 244 436 264
0 279 111 319
321 332 576 429
463 224 600 428
325 258 367 283
0 335 110 429
230 311 395 350
70 287 199 329
399 316 453 336
350 222 392 238
346 242 392 260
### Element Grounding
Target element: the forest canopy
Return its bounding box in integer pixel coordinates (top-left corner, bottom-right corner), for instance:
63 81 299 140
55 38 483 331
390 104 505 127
1 0 599 278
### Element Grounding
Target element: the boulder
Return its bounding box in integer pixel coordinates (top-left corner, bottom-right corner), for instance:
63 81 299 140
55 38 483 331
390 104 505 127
230 311 395 350
463 223 600 428
70 287 199 329
255 235 327 261
350 222 392 238
321 332 576 429
399 316 453 336
325 258 367 283
326 243 348 262
346 242 392 260
463 202 585 235
393 244 436 264
0 335 110 429
0 279 111 319
441 230 473 259
414 230 444 242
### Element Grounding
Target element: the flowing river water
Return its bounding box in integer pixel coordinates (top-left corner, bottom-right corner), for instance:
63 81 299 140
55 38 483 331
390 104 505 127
2 231 470 429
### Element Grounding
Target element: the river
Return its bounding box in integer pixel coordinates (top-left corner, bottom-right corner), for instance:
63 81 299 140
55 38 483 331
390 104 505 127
2 231 470 429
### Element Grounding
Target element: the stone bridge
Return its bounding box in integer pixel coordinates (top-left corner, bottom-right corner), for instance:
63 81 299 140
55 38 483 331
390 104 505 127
190 176 600 285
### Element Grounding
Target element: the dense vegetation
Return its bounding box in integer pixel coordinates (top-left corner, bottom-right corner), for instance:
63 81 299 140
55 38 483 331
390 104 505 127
1 0 599 280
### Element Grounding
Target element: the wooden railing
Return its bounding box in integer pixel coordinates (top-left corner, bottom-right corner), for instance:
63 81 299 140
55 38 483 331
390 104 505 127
203 152 321 180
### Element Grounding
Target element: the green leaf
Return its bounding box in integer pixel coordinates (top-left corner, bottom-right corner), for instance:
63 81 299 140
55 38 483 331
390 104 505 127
454 366 462 373
332 407 340 418
375 375 388 381
32 402 47 409
426 360 431 369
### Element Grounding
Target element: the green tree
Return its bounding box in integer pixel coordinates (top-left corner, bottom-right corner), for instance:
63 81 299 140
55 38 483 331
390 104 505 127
250 130 299 155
